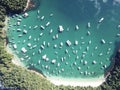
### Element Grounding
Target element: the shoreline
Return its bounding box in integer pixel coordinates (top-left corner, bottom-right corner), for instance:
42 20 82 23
4 2 106 88
24 0 30 12
47 75 105 87
6 45 45 78
6 43 106 87
4 17 25 67
6 45 26 67
4 18 106 88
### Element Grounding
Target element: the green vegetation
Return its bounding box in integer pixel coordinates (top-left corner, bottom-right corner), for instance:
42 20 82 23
0 0 27 13
0 0 120 90
100 50 120 90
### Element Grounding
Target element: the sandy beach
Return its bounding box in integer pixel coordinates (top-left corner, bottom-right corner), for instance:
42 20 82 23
47 75 105 87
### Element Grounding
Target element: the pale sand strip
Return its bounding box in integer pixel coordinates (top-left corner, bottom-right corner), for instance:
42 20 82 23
47 75 105 87
24 0 30 11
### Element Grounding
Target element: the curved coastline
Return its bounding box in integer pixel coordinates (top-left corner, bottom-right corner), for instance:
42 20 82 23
4 0 107 87
47 75 105 87
6 42 106 87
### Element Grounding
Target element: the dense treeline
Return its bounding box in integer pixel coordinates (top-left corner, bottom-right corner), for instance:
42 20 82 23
0 6 6 22
0 0 27 13
0 0 120 90
100 50 120 90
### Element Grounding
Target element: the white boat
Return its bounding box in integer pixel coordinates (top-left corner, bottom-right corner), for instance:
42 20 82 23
73 62 77 65
34 25 38 29
17 22 20 26
87 31 91 35
92 60 97 64
23 30 27 34
86 46 89 51
28 36 32 40
50 13 53 17
61 68 64 72
41 16 45 20
116 33 120 37
87 22 91 28
74 40 78 45
42 54 47 60
66 40 72 46
95 46 98 50
37 10 40 14
17 18 22 21
38 49 41 54
21 47 27 53
57 63 60 67
81 41 85 45
40 25 45 30
46 22 50 27
43 41 46 46
49 29 53 34
39 33 43 36
13 44 17 49
65 49 68 54
23 13 29 18
77 67 81 70
52 36 56 40
38 60 41 64
58 25 64 32
54 44 57 48
75 25 79 30
60 42 63 47
18 34 22 37
51 59 56 64
27 43 31 47
83 61 87 65
46 58 49 61
33 45 37 48
17 28 21 32
55 34 59 39
41 45 45 49
101 39 106 44
47 42 50 47
32 52 35 56
98 17 104 23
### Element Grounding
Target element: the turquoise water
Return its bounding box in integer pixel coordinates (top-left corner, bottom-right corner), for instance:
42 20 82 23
7 0 120 78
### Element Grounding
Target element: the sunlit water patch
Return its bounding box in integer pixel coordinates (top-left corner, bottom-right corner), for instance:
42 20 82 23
7 0 120 78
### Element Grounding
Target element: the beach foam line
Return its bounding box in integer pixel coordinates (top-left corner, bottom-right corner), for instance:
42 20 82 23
47 75 105 87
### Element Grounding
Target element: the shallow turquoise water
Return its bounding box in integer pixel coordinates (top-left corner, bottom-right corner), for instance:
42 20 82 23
7 0 120 78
